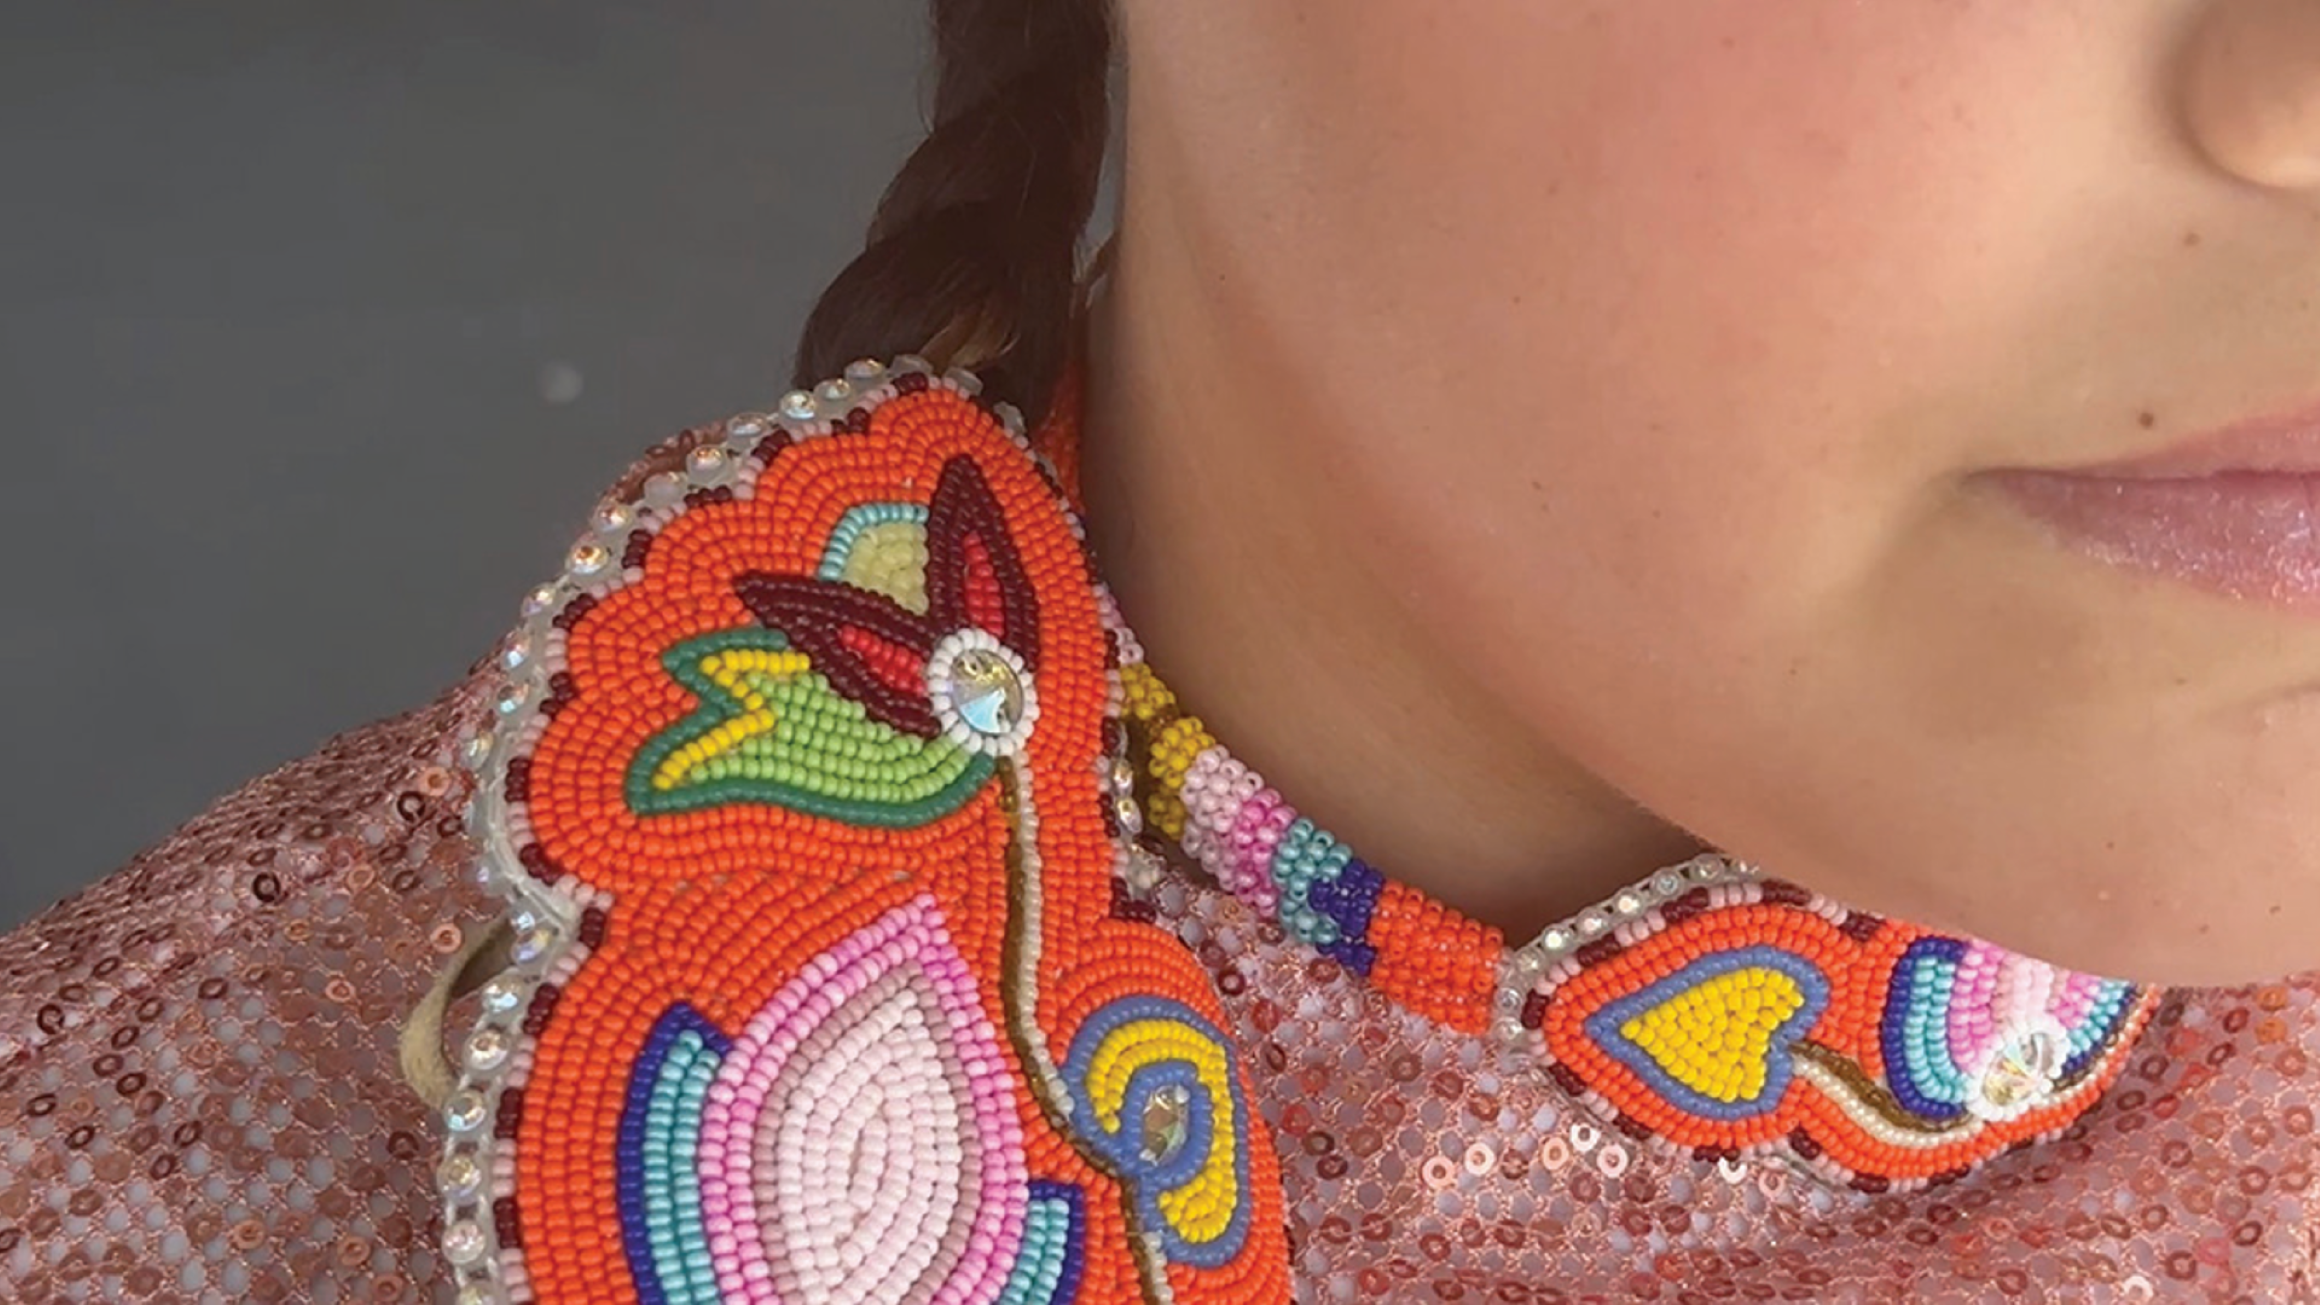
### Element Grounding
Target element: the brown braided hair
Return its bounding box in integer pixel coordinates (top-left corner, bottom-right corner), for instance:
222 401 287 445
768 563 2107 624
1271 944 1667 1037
792 0 1114 433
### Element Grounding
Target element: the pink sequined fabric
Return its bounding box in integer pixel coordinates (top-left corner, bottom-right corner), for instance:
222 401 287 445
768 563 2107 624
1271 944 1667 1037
1 678 499 1303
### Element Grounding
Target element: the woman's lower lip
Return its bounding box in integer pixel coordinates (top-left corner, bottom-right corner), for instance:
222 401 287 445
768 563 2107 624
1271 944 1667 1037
1980 469 2320 611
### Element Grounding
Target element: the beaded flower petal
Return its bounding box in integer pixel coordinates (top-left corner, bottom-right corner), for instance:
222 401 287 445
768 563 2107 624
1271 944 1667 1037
440 360 1291 1304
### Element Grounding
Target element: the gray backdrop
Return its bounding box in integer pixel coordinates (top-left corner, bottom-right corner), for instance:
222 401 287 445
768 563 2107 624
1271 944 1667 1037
2 3 927 927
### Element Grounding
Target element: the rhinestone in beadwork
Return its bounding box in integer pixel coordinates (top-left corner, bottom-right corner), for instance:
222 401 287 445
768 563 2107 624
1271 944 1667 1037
438 1153 484 1201
442 1091 486 1134
442 1220 486 1267
567 542 610 577
1141 1083 1193 1164
1967 1016 2072 1122
927 632 1037 756
462 1027 510 1074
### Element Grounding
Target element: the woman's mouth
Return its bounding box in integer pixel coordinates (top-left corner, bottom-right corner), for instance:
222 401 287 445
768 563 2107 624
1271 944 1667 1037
1978 397 2320 612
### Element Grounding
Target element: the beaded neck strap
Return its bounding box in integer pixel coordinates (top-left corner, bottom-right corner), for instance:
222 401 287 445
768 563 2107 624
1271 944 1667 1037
431 358 2160 1305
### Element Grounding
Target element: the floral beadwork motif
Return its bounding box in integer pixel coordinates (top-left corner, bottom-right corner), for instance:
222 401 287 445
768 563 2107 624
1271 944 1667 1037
438 359 1291 1305
1110 625 2161 1193
1061 997 1255 1270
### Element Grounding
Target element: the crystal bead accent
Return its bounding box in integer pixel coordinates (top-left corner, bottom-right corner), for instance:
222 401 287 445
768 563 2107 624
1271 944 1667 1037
567 542 610 576
443 1091 488 1134
437 1152 485 1201
591 502 632 533
1113 794 1144 837
1139 1084 1192 1164
1652 870 1684 896
442 1220 487 1267
686 445 727 476
642 471 685 507
1614 892 1643 915
495 684 529 717
727 414 769 439
463 733 494 766
1122 846 1166 893
894 354 932 374
814 379 853 404
500 636 530 672
464 1027 511 1073
1107 757 1137 793
944 648 1026 737
843 358 887 384
521 584 559 618
1540 928 1571 952
780 390 818 420
479 976 523 1015
1968 1020 2070 1121
510 925 558 966
1577 913 1607 937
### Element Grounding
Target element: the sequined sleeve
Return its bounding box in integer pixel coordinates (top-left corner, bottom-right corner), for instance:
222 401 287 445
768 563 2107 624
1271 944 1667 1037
0 678 495 1303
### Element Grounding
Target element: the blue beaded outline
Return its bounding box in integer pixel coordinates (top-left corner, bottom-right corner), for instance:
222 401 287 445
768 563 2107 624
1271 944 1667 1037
1883 937 1972 1122
1060 995 1254 1269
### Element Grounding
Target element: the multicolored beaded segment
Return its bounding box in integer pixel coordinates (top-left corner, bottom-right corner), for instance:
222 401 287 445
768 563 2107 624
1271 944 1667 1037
438 359 1291 1305
1109 631 2162 1194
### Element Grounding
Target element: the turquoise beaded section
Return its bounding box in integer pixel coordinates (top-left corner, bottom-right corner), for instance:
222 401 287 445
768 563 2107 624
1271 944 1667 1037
1896 945 1969 1107
618 1006 731 1305
628 628 993 827
2061 979 2138 1076
1268 818 1353 947
999 1184 1084 1304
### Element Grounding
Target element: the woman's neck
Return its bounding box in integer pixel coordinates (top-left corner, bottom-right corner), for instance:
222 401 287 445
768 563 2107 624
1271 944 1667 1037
1079 223 1706 943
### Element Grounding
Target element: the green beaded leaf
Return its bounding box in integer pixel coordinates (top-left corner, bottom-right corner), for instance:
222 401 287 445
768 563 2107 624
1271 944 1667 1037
628 628 993 828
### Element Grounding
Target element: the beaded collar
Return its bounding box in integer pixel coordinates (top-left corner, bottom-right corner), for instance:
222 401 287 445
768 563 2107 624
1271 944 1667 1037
431 358 2160 1305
